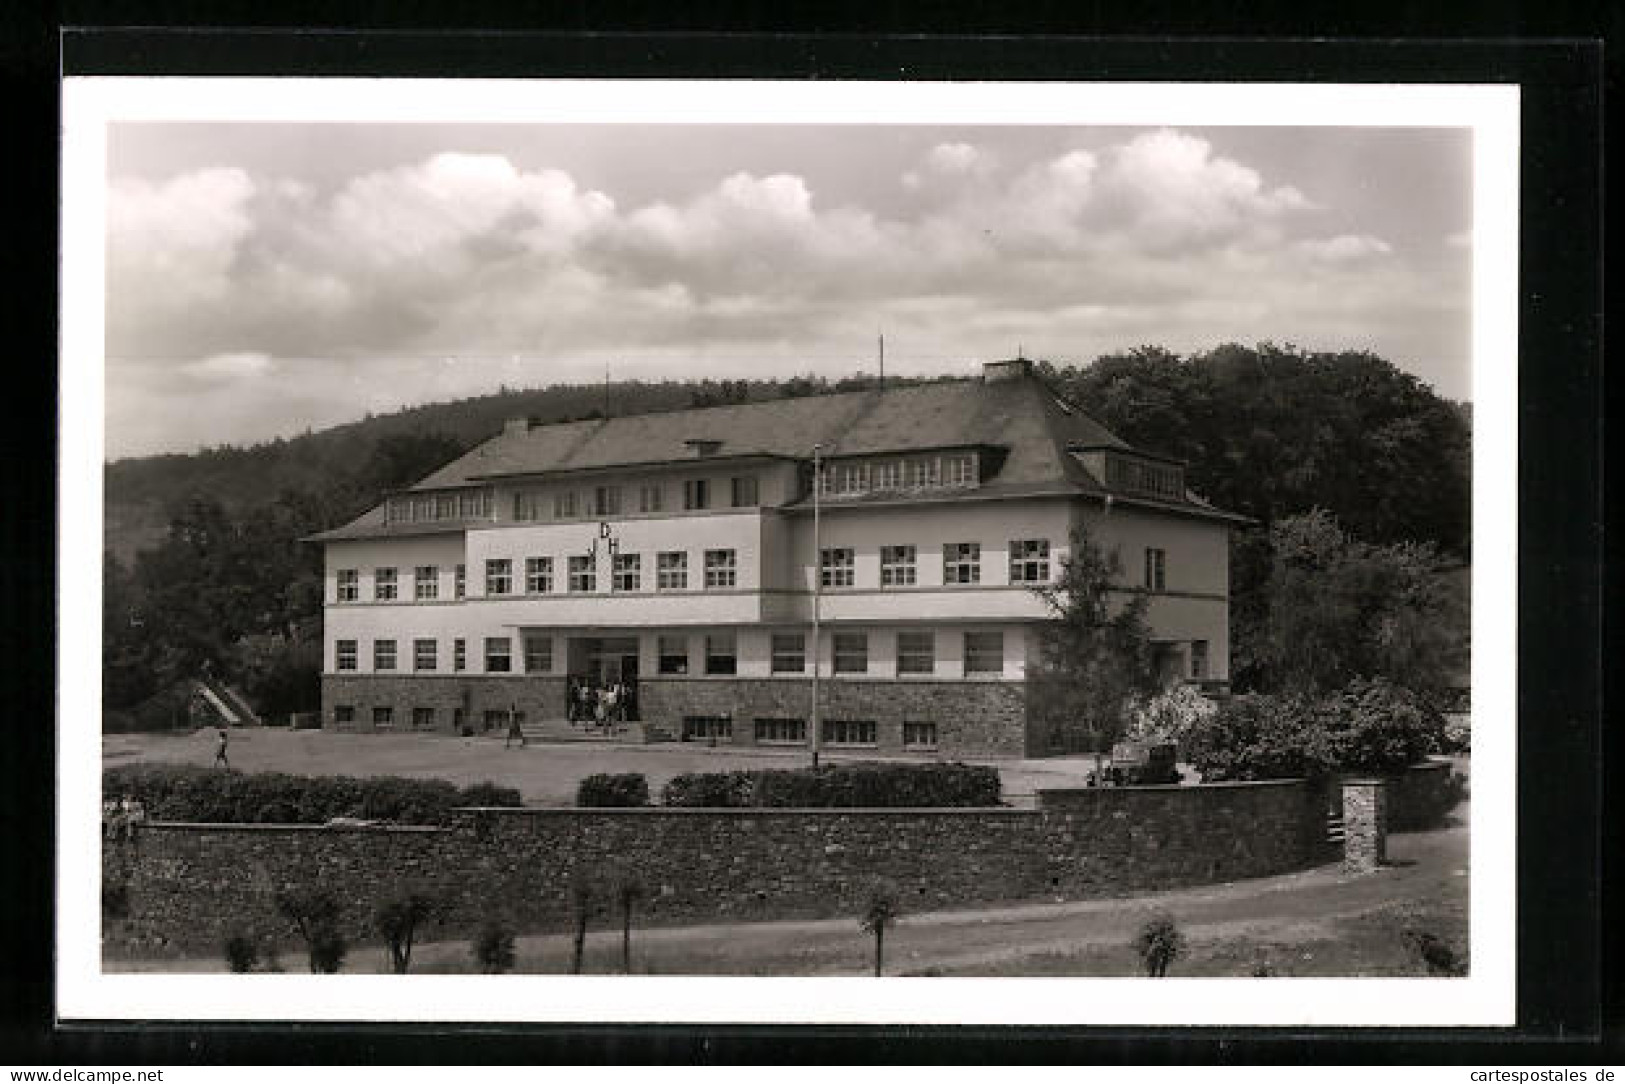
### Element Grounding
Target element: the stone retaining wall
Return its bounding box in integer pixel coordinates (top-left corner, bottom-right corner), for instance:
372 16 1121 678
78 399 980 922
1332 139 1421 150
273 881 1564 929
102 779 1335 959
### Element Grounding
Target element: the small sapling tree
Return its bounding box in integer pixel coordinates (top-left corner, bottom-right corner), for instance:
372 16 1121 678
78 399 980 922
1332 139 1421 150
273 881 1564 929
614 875 645 975
569 877 594 975
274 884 347 973
859 881 902 977
1133 913 1185 977
472 920 516 974
374 888 441 975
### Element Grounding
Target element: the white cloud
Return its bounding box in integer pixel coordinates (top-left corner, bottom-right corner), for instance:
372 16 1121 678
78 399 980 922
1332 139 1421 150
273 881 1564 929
103 129 1468 457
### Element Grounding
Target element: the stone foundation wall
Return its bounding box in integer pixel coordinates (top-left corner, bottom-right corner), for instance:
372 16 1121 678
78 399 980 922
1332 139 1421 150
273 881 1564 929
322 675 569 734
102 780 1334 959
637 677 1029 757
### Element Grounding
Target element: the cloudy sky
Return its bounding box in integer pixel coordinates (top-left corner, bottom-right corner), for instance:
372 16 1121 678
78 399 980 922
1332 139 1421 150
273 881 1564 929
104 123 1472 460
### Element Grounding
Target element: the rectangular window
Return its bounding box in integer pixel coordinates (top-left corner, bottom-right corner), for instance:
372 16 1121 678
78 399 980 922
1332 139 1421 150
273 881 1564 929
964 631 1004 674
896 631 935 675
682 716 733 742
822 719 877 747
373 639 397 671
833 632 868 674
336 569 359 602
613 552 641 592
1144 547 1168 592
943 542 982 584
526 556 553 594
458 490 491 519
335 639 357 671
485 559 513 595
411 707 436 730
555 490 580 519
639 484 663 514
1190 639 1209 680
770 633 806 674
453 638 466 672
1009 539 1051 583
413 638 437 672
837 462 868 495
683 479 710 510
704 549 737 589
568 555 596 593
373 706 394 728
754 717 807 745
907 457 942 489
820 547 855 588
594 485 622 517
705 632 737 675
436 493 457 520
880 545 917 587
945 453 977 486
658 635 689 675
414 565 439 600
730 475 759 507
874 460 903 491
903 721 939 751
373 567 398 601
525 635 553 674
455 564 466 599
485 637 512 673
333 705 355 725
657 551 688 590
483 709 513 732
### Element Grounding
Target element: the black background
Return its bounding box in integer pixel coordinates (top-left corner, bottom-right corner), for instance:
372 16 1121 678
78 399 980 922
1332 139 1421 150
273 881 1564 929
0 7 1612 1066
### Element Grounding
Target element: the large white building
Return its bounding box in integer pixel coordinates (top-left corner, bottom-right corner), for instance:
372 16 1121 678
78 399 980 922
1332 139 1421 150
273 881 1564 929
311 359 1245 756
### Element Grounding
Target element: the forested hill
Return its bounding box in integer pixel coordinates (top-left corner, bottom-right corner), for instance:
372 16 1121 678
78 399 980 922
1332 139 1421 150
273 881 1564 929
103 344 1471 566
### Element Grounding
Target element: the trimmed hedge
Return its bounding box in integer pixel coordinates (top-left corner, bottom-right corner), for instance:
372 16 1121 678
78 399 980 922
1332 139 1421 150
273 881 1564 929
575 773 651 808
661 762 1002 808
102 764 524 825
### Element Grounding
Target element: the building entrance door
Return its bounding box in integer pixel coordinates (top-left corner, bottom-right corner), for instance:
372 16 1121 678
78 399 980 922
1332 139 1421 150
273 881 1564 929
566 636 641 721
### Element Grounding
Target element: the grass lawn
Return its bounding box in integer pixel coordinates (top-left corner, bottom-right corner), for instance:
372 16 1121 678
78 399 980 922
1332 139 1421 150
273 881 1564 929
103 726 1105 806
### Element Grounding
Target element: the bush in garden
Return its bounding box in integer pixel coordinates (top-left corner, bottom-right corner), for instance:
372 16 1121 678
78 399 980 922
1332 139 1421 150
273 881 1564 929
1320 678 1447 775
575 773 651 808
1183 693 1335 782
1126 684 1219 751
660 770 757 808
102 765 520 825
1133 913 1186 977
859 880 902 977
101 876 130 921
223 931 260 974
457 781 524 808
472 920 516 974
661 763 1001 808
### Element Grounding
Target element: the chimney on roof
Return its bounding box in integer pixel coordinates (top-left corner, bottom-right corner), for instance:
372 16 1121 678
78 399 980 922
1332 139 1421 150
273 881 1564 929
983 358 1033 382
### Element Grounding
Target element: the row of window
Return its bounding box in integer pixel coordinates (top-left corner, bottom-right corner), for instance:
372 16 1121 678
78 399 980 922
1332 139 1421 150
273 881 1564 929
681 716 936 749
334 629 1006 677
337 543 1173 602
514 476 760 523
385 489 493 525
816 453 978 498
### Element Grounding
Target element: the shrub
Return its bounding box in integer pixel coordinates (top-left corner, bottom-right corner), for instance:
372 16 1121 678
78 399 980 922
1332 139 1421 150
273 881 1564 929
859 880 902 977
473 921 516 974
576 773 651 808
662 763 1001 808
101 876 130 922
307 926 348 974
457 781 524 808
1133 913 1186 977
224 931 260 973
1403 927 1468 977
1184 693 1335 782
660 770 756 808
1323 678 1446 775
101 765 508 825
1126 684 1219 751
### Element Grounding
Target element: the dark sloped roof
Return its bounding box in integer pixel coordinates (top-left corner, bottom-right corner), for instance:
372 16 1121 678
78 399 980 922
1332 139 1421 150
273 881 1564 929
307 368 1243 541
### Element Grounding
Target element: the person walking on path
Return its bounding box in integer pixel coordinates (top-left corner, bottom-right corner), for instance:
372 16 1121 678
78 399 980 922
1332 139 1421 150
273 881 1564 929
213 726 230 770
504 703 526 749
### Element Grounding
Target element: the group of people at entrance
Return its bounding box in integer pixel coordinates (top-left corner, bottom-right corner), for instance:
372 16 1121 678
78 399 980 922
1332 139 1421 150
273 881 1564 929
567 676 636 731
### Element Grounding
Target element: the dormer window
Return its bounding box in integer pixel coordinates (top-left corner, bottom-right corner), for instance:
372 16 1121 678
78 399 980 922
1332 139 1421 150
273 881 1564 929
685 438 723 458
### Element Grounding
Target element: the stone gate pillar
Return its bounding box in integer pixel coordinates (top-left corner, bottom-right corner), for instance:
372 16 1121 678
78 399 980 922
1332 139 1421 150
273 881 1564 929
1341 779 1388 873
